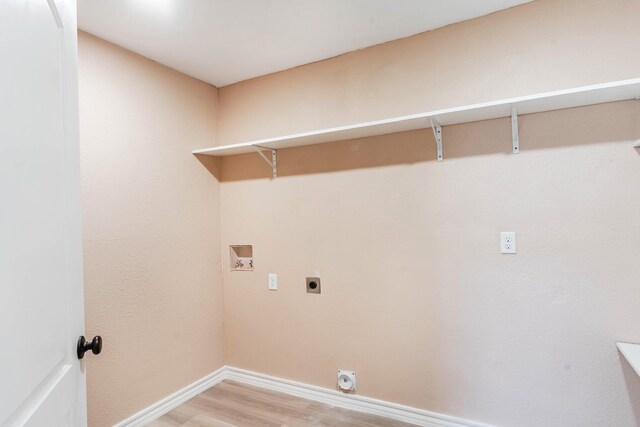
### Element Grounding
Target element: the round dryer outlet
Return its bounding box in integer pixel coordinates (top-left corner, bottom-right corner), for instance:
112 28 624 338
337 370 356 391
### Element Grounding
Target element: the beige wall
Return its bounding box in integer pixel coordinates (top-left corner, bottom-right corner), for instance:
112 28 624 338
218 0 640 426
220 103 640 426
78 32 223 427
218 0 640 145
78 0 640 425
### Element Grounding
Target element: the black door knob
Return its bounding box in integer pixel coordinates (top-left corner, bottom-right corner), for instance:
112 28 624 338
77 335 102 359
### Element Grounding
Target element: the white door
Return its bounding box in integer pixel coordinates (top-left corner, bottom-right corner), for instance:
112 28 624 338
0 0 88 426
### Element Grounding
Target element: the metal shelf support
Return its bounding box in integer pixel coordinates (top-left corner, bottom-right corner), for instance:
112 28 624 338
431 119 443 162
511 105 520 153
253 145 277 177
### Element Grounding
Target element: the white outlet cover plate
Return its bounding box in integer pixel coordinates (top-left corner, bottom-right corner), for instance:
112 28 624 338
501 232 517 254
268 273 277 290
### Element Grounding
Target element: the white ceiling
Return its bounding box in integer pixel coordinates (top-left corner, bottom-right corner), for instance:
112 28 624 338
78 0 533 87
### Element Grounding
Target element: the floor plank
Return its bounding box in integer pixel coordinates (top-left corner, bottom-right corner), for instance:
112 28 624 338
148 380 417 427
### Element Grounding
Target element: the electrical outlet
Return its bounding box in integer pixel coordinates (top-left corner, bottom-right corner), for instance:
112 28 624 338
268 273 277 290
500 232 517 254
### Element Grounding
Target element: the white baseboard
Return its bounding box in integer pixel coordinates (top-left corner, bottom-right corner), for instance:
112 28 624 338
113 366 226 427
114 365 495 427
225 367 494 427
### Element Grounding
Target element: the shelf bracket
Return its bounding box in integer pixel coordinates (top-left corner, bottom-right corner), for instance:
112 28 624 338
431 119 443 162
511 105 520 154
253 145 277 178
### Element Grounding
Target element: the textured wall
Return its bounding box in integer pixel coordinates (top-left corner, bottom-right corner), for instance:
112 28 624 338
218 0 640 145
220 101 640 427
78 32 223 427
77 0 640 425
217 0 640 425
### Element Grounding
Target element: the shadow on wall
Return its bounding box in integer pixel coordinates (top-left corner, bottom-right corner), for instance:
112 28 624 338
209 100 640 182
195 152 222 181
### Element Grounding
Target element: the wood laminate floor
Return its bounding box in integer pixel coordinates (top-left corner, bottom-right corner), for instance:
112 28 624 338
148 380 417 427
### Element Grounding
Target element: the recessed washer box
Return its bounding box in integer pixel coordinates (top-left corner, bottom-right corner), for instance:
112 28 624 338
230 245 253 271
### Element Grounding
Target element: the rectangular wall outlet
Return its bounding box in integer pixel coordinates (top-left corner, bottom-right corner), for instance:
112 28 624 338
500 232 517 254
268 273 277 290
